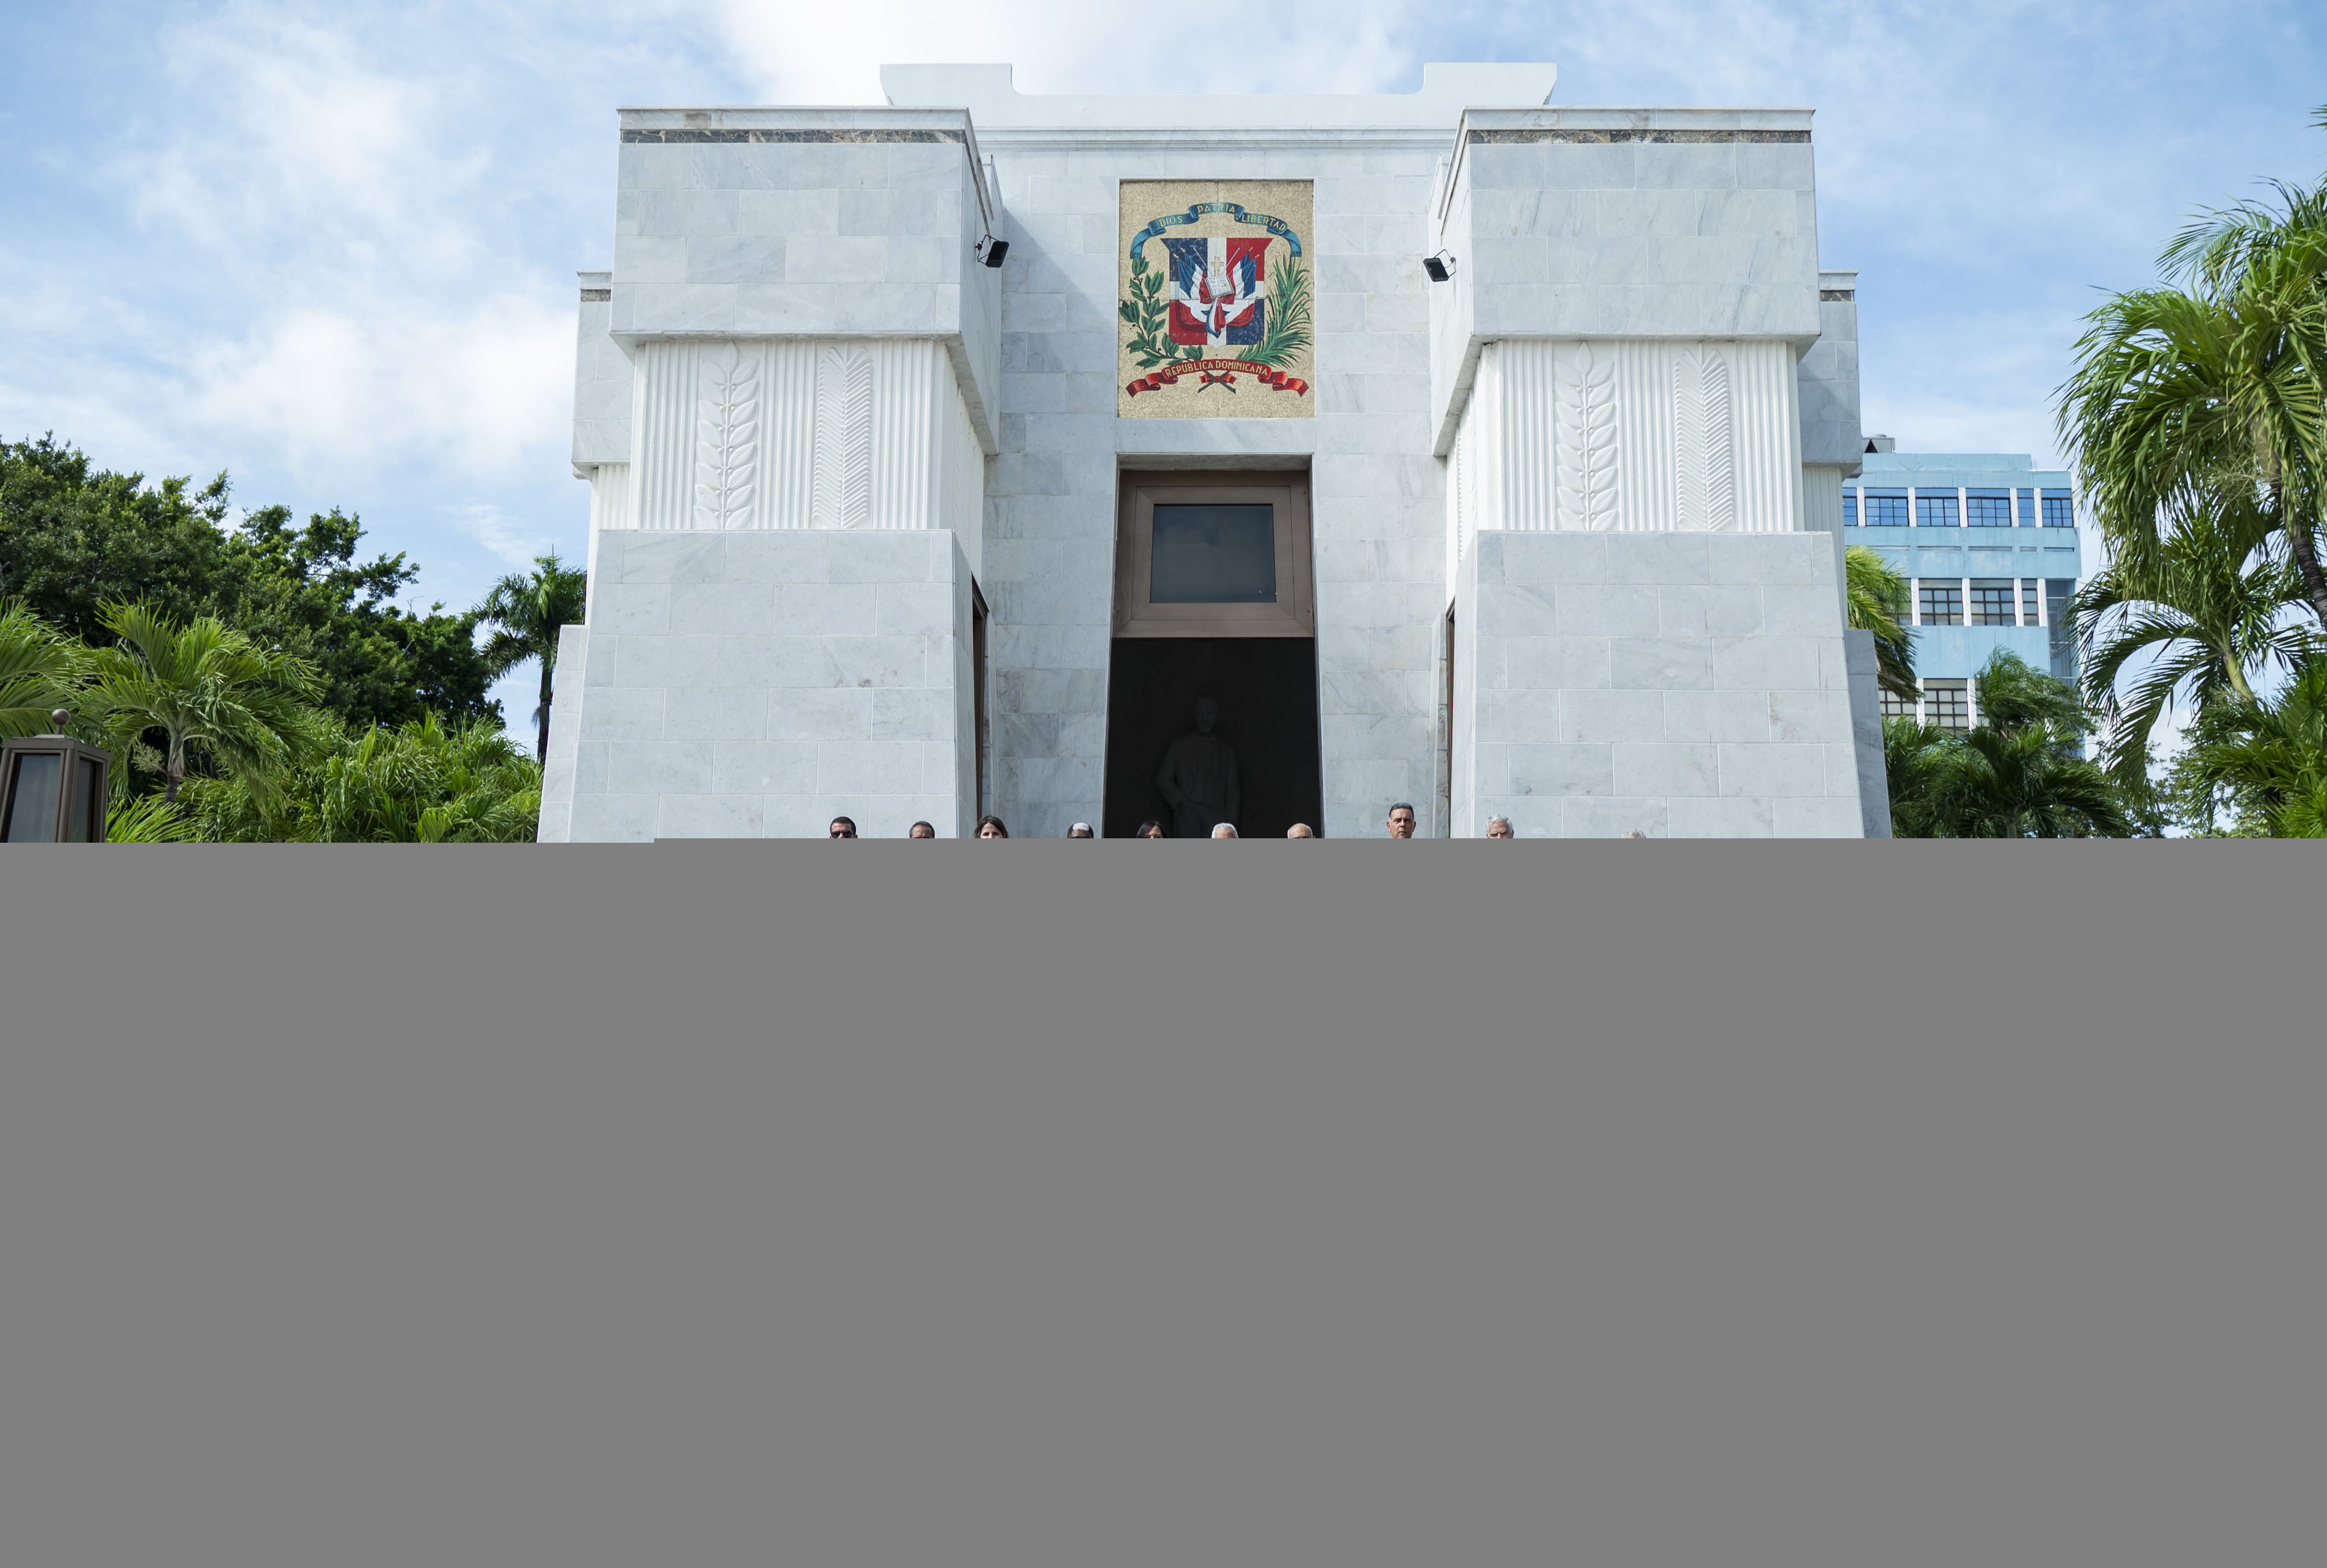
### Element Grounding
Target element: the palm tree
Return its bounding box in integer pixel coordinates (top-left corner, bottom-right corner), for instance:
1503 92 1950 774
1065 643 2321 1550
306 713 542 842
0 602 83 739
477 554 588 764
2059 116 2327 629
1884 651 2130 838
2069 490 2317 780
2176 653 2327 836
1844 544 1919 701
83 601 327 804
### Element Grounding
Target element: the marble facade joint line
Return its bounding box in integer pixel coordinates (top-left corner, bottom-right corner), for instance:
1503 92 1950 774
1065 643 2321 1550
619 128 966 144
1466 128 1811 144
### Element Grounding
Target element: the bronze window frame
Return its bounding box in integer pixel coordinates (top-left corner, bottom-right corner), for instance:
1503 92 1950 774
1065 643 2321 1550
1113 470 1314 639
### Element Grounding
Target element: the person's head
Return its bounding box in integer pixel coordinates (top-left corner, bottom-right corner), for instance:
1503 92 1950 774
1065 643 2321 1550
1386 803 1416 838
1135 820 1167 839
1192 697 1218 734
1622 830 1648 839
908 821 936 839
1210 822 1238 839
828 816 858 839
1286 822 1316 838
976 815 1009 839
1067 822 1095 838
1486 816 1514 839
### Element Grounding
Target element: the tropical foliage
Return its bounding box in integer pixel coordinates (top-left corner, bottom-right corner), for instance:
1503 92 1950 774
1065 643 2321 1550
1 436 497 731
2069 489 2317 781
1 601 83 739
2171 653 2327 837
83 602 334 805
2058 119 2327 630
181 713 542 843
1885 651 2131 839
1844 544 1919 700
477 553 588 764
1249 252 1314 371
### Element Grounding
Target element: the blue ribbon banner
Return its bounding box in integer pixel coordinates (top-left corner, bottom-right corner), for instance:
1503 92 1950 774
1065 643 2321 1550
1126 203 1304 260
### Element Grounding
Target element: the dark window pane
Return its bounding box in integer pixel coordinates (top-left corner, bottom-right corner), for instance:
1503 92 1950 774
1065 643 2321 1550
1925 680 1970 732
1844 488 1861 525
1151 504 1277 603
1915 492 1959 527
2014 489 2035 526
2047 579 2077 678
1970 579 2018 624
1863 489 1909 526
4 751 63 842
2042 494 2075 528
1919 583 1963 625
1880 688 1918 722
1965 490 2013 526
71 758 103 842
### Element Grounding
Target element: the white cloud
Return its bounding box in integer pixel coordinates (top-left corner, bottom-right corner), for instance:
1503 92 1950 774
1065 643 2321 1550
457 502 560 572
707 0 1428 99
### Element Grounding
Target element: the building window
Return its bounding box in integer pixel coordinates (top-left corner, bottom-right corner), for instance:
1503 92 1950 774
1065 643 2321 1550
1915 491 1960 527
2021 578 2042 626
2041 494 2075 528
1924 679 1970 731
1844 488 1861 525
2046 579 2077 679
1919 582 1963 625
1965 489 2013 526
1970 579 2018 625
2014 489 2036 527
1863 488 1909 526
1880 687 1918 723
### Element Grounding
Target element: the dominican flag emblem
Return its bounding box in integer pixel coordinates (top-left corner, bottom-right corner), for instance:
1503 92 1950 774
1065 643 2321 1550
1164 236 1269 347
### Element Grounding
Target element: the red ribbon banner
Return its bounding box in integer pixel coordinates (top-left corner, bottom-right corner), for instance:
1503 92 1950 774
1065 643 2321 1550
1124 358 1309 398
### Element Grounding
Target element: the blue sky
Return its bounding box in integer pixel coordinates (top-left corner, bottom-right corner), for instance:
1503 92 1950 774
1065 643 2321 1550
4 1 2324 724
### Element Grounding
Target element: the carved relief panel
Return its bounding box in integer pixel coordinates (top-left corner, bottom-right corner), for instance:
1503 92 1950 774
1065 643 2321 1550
1448 339 1801 544
622 339 983 561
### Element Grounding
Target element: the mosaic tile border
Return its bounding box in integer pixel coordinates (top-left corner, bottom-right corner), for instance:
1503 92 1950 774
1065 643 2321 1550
579 287 612 302
1819 289 1855 302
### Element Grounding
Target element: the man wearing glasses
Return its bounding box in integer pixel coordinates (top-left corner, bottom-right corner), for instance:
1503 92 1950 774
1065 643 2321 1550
827 816 858 839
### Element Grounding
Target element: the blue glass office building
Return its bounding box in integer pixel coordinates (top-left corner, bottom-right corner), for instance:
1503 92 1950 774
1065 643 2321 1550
1845 450 2084 728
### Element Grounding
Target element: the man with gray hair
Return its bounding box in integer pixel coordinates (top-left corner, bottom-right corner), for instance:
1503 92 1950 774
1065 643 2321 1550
1486 816 1515 838
1067 822 1095 838
1210 822 1239 839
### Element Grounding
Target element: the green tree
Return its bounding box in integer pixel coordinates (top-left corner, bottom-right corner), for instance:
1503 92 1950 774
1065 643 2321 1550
0 600 84 739
1884 651 2131 838
83 602 330 804
221 504 497 732
1844 543 1918 700
2174 653 2327 836
477 554 588 764
2058 109 2327 629
2069 489 2316 780
181 713 542 843
1 437 498 732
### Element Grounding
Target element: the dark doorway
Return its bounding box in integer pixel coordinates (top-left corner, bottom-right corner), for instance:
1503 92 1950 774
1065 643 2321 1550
1103 638 1323 838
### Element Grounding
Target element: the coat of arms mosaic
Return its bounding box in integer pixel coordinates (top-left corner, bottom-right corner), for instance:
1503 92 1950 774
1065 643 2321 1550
1117 180 1315 419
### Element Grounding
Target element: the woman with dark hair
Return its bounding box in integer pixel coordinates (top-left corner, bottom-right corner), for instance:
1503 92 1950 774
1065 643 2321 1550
976 815 1010 839
1134 820 1167 839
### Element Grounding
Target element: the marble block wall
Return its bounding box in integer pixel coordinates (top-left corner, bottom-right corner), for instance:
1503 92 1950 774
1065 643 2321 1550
1451 531 1870 837
537 529 976 841
984 144 1445 841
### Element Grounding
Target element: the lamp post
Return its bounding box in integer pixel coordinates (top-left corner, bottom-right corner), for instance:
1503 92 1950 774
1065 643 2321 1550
1 710 112 843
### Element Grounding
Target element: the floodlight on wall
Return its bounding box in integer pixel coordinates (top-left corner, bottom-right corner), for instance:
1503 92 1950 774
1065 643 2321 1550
1422 251 1457 283
976 235 1009 268
0 709 111 843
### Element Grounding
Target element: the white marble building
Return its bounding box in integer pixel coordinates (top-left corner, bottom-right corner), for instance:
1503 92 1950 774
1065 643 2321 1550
539 63 1887 839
